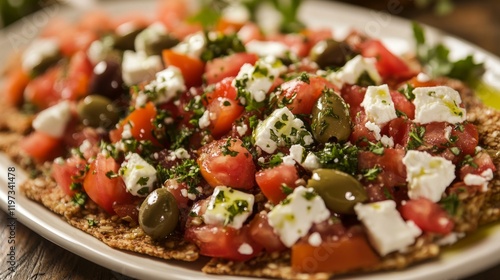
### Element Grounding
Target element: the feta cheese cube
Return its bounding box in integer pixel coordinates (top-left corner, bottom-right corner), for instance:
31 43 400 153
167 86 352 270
361 84 397 125
121 50 163 86
172 31 206 58
413 86 466 124
203 186 255 229
254 107 314 154
120 153 157 197
142 66 186 104
326 55 382 88
464 169 494 192
233 56 287 105
32 101 72 138
267 186 330 247
221 3 250 24
281 144 321 171
402 150 456 202
354 200 422 256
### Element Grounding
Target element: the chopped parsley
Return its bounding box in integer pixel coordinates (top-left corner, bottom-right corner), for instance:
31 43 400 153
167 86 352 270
72 193 87 206
258 153 284 168
157 159 201 189
315 143 359 175
225 200 249 225
363 165 382 181
407 125 426 150
221 138 239 157
200 32 246 62
281 184 294 196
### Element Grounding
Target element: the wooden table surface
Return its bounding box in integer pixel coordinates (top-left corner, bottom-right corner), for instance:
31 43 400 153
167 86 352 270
1 1 500 279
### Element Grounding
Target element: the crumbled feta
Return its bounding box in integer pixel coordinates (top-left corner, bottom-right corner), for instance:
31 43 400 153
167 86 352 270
444 125 453 141
198 110 211 129
32 101 72 138
121 123 133 139
413 86 466 124
267 186 330 247
326 55 382 88
121 50 163 86
302 153 321 171
237 243 254 255
172 31 206 58
134 22 168 54
120 153 157 197
416 72 431 83
22 39 59 73
464 169 494 192
354 201 422 256
203 186 255 229
380 135 395 148
142 66 186 104
308 232 322 247
361 84 398 125
364 121 382 140
236 123 248 137
402 150 456 202
245 40 291 58
233 56 287 104
253 107 314 154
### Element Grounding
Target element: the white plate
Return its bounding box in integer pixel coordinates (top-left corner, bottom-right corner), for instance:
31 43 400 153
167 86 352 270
1 1 500 279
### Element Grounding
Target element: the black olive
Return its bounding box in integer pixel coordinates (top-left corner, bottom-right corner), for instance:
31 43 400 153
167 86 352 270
310 39 357 69
88 59 125 99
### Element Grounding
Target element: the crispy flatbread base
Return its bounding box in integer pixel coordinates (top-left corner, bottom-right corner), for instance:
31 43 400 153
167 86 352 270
1 79 499 278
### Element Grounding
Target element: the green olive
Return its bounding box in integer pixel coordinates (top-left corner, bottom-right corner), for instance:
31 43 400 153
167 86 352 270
311 89 351 143
139 188 180 239
308 169 367 214
309 39 356 69
76 95 120 128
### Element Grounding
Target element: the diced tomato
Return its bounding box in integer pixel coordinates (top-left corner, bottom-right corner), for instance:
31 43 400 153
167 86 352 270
278 75 337 115
406 76 439 88
270 28 332 58
110 102 161 146
358 149 407 188
205 77 238 104
399 197 454 235
20 132 64 163
350 112 378 145
58 29 98 57
24 67 61 109
255 164 299 204
390 90 415 119
459 152 497 180
423 122 450 149
60 51 93 100
248 212 286 252
165 179 190 209
382 118 412 147
360 40 416 83
198 138 256 190
291 235 380 273
83 153 134 214
63 127 102 160
185 225 262 261
215 18 246 34
204 53 258 85
340 85 367 121
452 123 479 156
51 156 87 196
162 50 205 88
112 203 140 223
206 97 244 139
3 66 30 107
